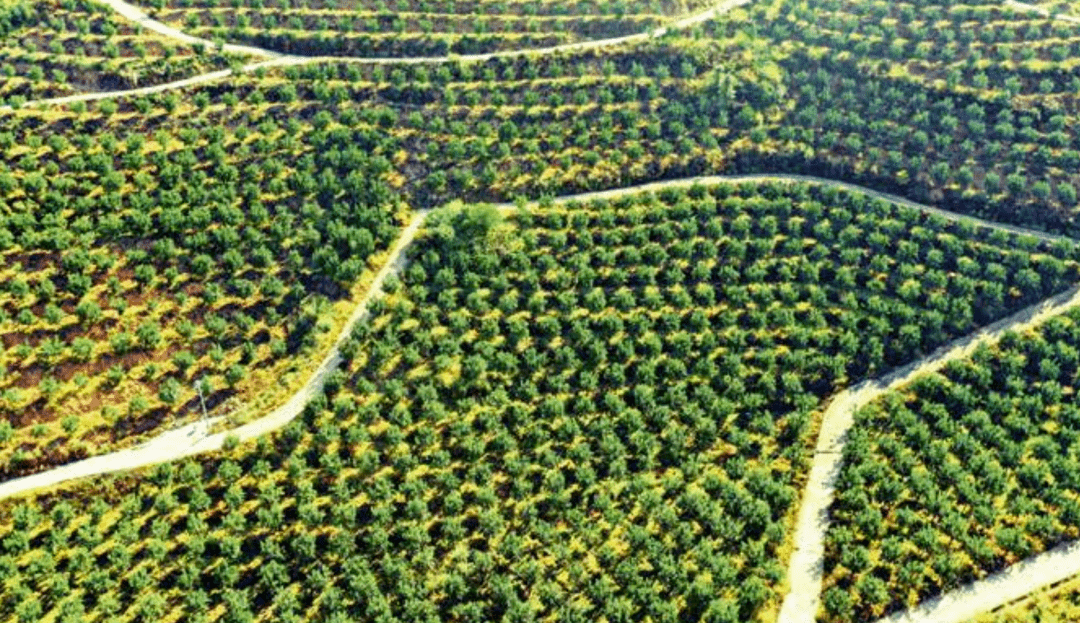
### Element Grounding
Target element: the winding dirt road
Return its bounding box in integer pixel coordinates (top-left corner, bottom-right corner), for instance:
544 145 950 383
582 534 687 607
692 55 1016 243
0 175 1076 623
0 209 428 501
778 285 1080 623
9 0 749 108
0 174 1069 505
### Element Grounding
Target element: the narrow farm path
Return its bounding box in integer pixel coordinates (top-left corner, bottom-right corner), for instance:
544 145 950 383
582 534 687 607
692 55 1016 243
37 0 1076 111
777 284 1080 623
0 173 1076 621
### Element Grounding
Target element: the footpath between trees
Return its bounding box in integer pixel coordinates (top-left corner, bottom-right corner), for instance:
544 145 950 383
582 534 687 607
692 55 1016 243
1 173 1063 503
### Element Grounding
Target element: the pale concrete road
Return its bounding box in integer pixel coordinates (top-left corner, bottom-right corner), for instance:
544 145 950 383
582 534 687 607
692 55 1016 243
0 210 428 502
874 539 1080 623
0 174 1070 501
778 285 1080 623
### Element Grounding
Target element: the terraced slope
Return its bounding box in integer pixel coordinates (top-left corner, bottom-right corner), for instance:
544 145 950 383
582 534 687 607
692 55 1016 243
820 307 1080 622
700 0 1080 235
125 0 714 56
0 16 783 474
191 42 783 207
0 181 1074 623
9 0 1080 620
0 81 406 478
0 0 241 104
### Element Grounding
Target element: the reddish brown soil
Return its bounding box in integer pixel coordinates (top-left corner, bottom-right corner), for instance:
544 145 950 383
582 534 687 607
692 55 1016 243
1 316 118 350
9 341 181 388
11 396 51 427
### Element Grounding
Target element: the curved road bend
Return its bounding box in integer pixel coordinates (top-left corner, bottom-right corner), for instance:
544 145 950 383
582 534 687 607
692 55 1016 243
13 0 749 109
257 0 751 67
0 209 429 502
0 165 1073 623
778 284 1080 623
90 0 750 67
0 173 1070 503
492 175 1080 623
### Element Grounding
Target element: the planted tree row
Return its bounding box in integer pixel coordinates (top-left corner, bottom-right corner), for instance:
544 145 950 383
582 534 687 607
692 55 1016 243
135 0 699 56
0 74 403 476
0 181 1072 623
0 0 241 104
823 307 1080 621
701 0 1080 235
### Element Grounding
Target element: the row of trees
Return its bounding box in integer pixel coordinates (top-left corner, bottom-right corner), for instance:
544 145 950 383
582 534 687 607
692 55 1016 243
4 28 777 209
824 309 1080 622
158 0 668 56
699 0 1080 235
0 55 403 474
157 0 680 16
0 179 1075 622
0 0 236 104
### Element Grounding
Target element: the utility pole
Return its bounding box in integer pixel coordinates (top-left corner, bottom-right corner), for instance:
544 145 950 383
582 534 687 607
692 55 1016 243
195 378 209 427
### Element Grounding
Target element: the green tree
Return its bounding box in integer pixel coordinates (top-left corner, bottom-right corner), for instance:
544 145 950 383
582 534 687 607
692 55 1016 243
158 378 182 405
